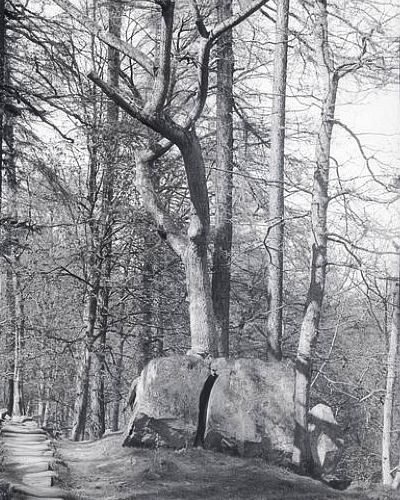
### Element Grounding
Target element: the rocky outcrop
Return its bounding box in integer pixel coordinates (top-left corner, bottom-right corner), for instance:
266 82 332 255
123 355 343 475
309 403 343 476
204 358 295 461
123 355 210 449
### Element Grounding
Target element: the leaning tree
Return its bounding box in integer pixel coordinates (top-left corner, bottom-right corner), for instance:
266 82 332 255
52 0 269 356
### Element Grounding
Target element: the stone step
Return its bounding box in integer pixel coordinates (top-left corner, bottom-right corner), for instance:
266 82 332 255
7 450 53 462
2 423 65 499
3 432 47 439
3 438 48 446
3 442 53 451
24 498 64 500
4 461 53 473
22 479 53 489
5 456 54 466
3 440 52 449
2 426 47 435
23 471 56 487
9 482 65 498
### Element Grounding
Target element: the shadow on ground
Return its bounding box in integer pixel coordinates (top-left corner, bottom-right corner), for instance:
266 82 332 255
56 433 400 500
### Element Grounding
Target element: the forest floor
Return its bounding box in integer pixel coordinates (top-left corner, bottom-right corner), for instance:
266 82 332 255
55 432 400 500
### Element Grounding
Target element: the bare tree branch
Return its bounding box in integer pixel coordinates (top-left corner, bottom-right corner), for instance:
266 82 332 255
135 149 187 257
52 0 153 75
145 0 174 114
210 0 269 41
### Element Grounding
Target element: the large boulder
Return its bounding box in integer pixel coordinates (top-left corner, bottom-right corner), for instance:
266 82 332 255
204 358 295 462
123 355 210 449
309 403 343 476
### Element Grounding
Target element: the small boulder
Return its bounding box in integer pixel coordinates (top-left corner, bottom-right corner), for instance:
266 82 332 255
0 408 9 421
309 403 343 476
204 358 294 462
123 355 209 449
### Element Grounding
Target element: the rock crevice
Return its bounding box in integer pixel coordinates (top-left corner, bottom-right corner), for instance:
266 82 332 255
123 355 343 476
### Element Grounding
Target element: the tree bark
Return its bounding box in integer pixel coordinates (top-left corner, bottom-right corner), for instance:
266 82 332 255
181 132 217 356
0 0 5 214
89 0 122 439
79 0 268 356
266 0 289 361
71 340 93 441
136 131 217 356
382 248 400 487
110 325 125 432
3 80 25 417
71 191 100 440
5 265 15 415
11 263 24 417
138 253 154 372
292 0 338 473
211 0 234 358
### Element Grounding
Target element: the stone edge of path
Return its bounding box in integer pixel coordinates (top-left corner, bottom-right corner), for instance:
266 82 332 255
0 419 68 499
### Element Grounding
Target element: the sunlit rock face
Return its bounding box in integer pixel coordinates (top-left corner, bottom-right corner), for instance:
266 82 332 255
123 355 209 449
123 355 342 476
308 403 343 476
204 358 295 462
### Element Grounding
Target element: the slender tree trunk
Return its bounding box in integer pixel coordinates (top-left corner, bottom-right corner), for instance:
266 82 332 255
90 338 106 438
0 0 7 215
43 398 51 428
211 0 233 358
38 378 46 426
5 266 15 415
90 261 108 438
4 85 25 417
138 253 154 372
89 0 122 439
292 0 338 473
110 330 125 432
0 0 5 214
71 340 93 441
12 263 24 417
71 241 100 441
266 0 289 361
382 248 400 487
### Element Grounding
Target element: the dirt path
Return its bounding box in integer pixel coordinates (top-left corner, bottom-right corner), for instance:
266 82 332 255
4 427 400 499
0 419 66 499
57 432 359 500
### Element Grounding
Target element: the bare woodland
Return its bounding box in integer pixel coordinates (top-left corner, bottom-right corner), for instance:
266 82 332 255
1 0 400 498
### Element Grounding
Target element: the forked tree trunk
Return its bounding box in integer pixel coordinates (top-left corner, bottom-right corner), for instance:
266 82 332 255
292 0 338 473
76 0 269 356
136 132 217 356
382 249 400 487
211 0 233 358
266 0 289 361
